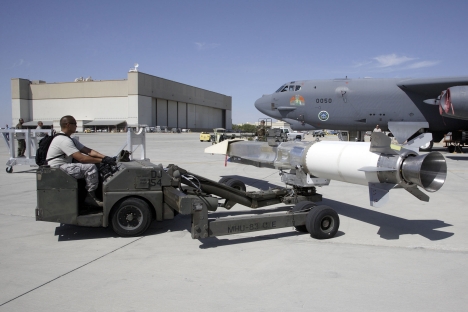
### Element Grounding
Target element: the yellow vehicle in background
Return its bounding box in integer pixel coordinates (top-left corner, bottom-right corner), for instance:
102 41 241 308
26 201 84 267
199 132 211 142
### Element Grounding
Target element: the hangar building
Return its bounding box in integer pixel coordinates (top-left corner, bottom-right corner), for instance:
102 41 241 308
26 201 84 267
11 71 232 132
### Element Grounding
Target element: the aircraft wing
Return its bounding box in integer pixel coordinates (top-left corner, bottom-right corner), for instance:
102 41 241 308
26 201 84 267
397 76 468 97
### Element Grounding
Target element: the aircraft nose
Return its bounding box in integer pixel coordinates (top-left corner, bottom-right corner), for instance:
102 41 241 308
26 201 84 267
255 95 274 116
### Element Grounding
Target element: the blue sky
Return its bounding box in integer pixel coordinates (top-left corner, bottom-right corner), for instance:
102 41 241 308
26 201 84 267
1 0 467 127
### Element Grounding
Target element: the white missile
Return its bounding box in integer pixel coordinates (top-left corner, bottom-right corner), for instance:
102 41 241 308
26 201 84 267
205 133 447 207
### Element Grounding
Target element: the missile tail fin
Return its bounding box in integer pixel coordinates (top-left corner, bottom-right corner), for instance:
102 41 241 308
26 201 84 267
369 132 399 155
404 186 430 202
368 183 396 207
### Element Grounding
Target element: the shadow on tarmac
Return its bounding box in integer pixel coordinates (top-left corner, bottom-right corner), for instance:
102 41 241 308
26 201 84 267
197 197 454 248
198 231 310 249
322 199 454 241
198 230 346 249
55 224 116 241
54 215 191 241
7 169 37 174
53 198 453 243
446 156 468 161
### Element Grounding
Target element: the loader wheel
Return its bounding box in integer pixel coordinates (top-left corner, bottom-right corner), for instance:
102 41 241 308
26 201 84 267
224 179 246 192
448 145 455 153
6 166 13 173
111 197 152 237
306 205 339 239
292 201 315 232
218 177 232 184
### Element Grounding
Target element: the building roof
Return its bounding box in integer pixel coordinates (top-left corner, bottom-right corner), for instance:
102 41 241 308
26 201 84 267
22 121 53 126
84 120 126 126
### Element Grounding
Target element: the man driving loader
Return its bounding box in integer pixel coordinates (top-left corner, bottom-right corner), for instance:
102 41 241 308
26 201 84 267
46 115 116 207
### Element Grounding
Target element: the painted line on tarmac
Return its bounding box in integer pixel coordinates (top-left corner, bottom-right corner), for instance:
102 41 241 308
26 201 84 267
0 236 145 307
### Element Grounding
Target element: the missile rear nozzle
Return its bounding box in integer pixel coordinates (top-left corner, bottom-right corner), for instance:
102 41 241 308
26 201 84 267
401 151 447 192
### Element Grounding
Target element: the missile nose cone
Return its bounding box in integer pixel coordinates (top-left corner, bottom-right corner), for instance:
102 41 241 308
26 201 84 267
401 151 447 192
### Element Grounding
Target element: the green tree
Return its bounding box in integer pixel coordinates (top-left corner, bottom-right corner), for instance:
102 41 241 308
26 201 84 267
241 124 257 133
233 124 257 133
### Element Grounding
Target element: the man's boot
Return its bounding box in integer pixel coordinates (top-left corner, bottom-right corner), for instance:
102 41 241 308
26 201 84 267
84 191 103 207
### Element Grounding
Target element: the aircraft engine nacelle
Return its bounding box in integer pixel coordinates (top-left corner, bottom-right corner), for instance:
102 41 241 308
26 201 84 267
439 86 468 120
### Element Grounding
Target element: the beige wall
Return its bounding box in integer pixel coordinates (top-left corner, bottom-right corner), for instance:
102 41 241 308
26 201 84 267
11 71 232 131
30 80 128 99
31 97 129 121
12 99 31 124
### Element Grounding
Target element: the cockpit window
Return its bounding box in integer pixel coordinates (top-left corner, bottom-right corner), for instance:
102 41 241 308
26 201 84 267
276 84 301 92
276 85 286 92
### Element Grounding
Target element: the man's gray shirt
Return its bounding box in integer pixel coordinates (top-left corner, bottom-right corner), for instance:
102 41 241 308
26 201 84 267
46 132 84 167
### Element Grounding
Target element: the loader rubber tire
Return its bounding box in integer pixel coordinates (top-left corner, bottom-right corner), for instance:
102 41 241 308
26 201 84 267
292 201 315 232
306 205 339 239
111 197 152 237
224 179 246 192
218 177 232 184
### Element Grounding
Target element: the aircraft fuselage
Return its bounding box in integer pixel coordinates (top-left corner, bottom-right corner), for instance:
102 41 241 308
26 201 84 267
255 78 468 138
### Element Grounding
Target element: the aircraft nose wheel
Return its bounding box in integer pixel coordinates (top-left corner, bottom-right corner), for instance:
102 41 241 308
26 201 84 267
305 205 339 239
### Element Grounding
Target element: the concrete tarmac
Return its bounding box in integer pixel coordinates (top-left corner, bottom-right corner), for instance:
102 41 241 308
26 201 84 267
0 133 467 311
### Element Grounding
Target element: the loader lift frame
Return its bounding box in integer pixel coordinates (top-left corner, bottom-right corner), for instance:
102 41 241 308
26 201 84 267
164 164 339 240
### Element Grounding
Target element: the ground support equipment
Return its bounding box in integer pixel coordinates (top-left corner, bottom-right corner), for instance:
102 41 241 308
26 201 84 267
36 159 339 240
0 129 52 173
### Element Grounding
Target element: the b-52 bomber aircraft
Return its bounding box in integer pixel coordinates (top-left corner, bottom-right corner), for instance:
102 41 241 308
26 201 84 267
254 76 468 150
